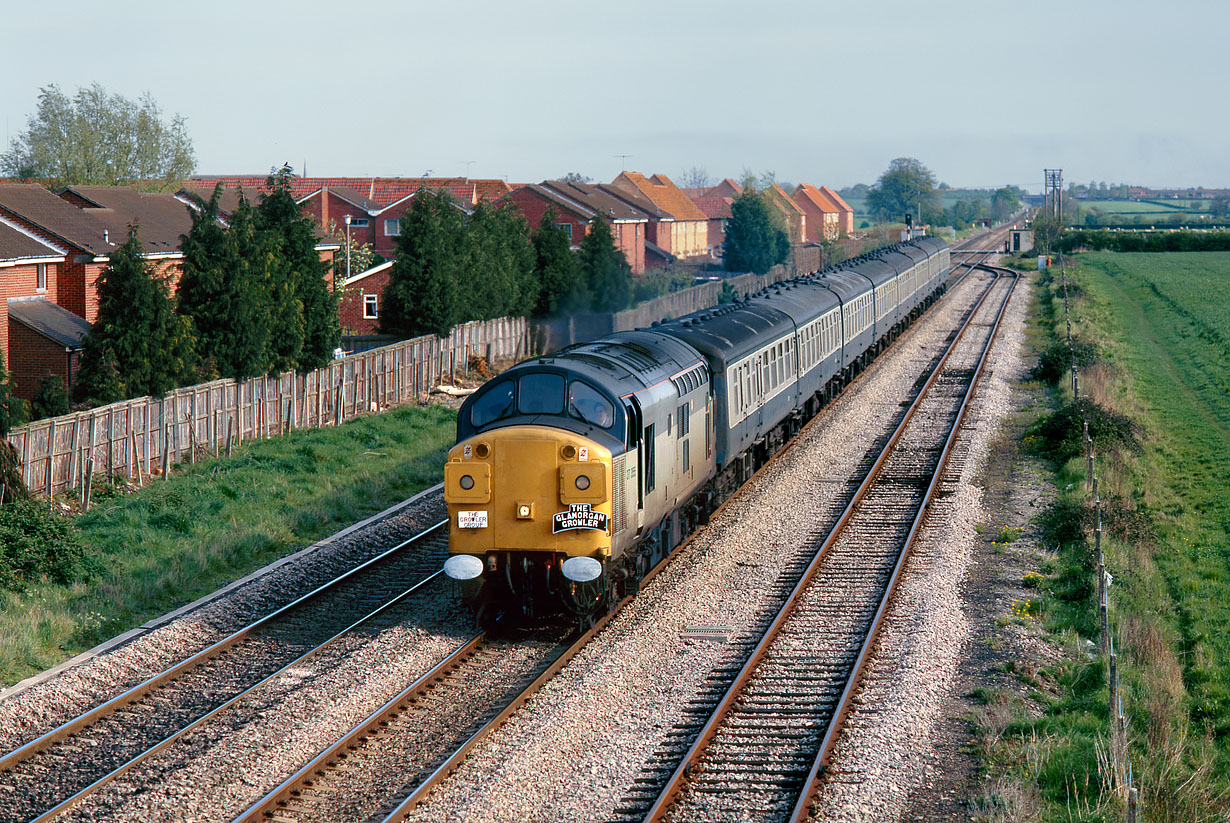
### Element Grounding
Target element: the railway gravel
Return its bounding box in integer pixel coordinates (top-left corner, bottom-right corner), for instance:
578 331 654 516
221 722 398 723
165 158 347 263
810 264 1031 822
0 490 445 756
396 269 1022 823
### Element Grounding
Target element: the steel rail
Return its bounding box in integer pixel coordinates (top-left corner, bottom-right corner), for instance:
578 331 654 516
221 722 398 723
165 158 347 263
230 632 487 823
787 272 1018 823
641 271 1014 822
2 518 448 822
238 240 1002 823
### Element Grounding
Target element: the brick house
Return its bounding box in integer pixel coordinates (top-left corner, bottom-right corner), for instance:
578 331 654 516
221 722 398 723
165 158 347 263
607 172 709 260
501 180 649 274
337 260 393 336
763 184 808 244
6 297 89 400
687 195 733 257
185 176 511 261
819 186 855 237
792 184 841 242
0 216 76 398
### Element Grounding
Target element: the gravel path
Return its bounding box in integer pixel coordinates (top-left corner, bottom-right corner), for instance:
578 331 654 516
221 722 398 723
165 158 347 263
393 273 1005 823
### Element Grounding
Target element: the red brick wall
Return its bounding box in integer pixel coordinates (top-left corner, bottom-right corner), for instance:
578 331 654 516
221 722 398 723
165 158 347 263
7 320 75 401
614 222 646 274
1 260 61 369
338 267 393 335
505 189 590 248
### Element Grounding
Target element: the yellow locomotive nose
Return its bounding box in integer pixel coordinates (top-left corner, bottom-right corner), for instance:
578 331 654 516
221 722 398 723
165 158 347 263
445 425 613 568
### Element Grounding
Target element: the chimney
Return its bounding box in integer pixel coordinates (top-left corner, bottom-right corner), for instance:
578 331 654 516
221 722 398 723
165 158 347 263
321 185 330 229
103 229 110 244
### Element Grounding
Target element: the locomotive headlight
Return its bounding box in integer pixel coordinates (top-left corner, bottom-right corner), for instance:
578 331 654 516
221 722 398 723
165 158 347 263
459 474 475 490
574 474 591 491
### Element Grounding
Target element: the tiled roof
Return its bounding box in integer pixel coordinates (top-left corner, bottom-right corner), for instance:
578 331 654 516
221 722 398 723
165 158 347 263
794 184 840 214
610 172 709 222
820 186 854 213
689 196 733 220
0 184 114 255
61 186 194 255
7 296 91 348
707 179 743 199
766 184 805 215
595 182 668 220
540 180 648 221
0 216 66 262
186 176 512 211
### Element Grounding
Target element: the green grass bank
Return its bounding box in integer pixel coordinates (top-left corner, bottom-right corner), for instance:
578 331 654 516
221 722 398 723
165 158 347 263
0 404 456 687
981 252 1230 821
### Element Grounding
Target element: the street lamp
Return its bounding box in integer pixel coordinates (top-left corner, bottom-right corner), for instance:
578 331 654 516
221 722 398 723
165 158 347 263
343 214 352 286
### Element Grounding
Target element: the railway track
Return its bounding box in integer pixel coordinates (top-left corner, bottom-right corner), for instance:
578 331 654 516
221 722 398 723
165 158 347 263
0 520 450 823
625 270 1018 823
235 265 1016 823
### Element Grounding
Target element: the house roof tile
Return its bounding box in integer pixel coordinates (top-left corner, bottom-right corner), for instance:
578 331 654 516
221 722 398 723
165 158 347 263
689 196 733 220
539 180 648 221
0 216 66 262
819 185 854 213
7 296 91 348
610 172 709 221
0 184 114 255
61 186 194 255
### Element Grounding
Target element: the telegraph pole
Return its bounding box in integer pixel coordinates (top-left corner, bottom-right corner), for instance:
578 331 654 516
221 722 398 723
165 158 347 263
1045 169 1064 222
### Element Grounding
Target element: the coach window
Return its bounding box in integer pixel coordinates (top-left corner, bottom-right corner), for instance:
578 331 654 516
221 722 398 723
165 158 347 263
518 373 565 415
470 380 515 427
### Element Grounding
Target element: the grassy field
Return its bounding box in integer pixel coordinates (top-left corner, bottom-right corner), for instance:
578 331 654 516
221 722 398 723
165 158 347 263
996 252 1230 821
0 404 456 686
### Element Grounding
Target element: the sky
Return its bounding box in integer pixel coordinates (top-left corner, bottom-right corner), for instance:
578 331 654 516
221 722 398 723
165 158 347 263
3 0 1226 194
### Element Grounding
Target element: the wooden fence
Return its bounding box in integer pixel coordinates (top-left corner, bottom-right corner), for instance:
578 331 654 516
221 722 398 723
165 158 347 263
5 316 529 500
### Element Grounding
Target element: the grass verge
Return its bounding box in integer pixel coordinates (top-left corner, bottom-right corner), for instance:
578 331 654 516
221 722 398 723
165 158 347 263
0 403 456 687
974 254 1230 822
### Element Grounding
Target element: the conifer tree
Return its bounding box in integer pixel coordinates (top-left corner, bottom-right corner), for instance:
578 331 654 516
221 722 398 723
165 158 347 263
578 216 633 312
74 228 197 404
0 347 26 502
258 165 339 371
0 346 22 438
531 209 587 315
724 190 789 275
382 190 468 338
466 201 536 321
177 185 271 379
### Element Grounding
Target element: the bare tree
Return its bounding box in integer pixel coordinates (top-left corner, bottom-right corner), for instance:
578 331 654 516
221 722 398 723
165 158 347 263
561 172 592 183
678 166 712 189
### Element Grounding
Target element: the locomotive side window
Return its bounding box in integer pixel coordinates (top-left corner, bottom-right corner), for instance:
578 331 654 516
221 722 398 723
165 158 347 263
518 373 565 415
644 424 656 494
470 380 515 427
567 381 614 428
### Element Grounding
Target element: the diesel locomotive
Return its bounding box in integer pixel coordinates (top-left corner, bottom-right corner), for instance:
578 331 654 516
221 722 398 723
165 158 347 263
443 237 951 625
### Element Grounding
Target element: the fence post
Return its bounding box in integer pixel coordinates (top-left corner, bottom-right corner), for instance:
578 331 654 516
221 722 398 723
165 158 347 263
1126 787 1137 823
68 416 81 494
45 420 57 498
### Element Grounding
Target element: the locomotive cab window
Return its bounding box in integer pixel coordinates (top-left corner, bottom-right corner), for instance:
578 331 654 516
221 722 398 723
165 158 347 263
567 381 614 428
518 373 565 415
470 380 515 428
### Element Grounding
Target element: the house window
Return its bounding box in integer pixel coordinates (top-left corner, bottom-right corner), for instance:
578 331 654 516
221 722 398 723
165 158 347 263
384 218 400 236
554 222 573 243
350 217 370 228
37 263 47 291
363 294 378 318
